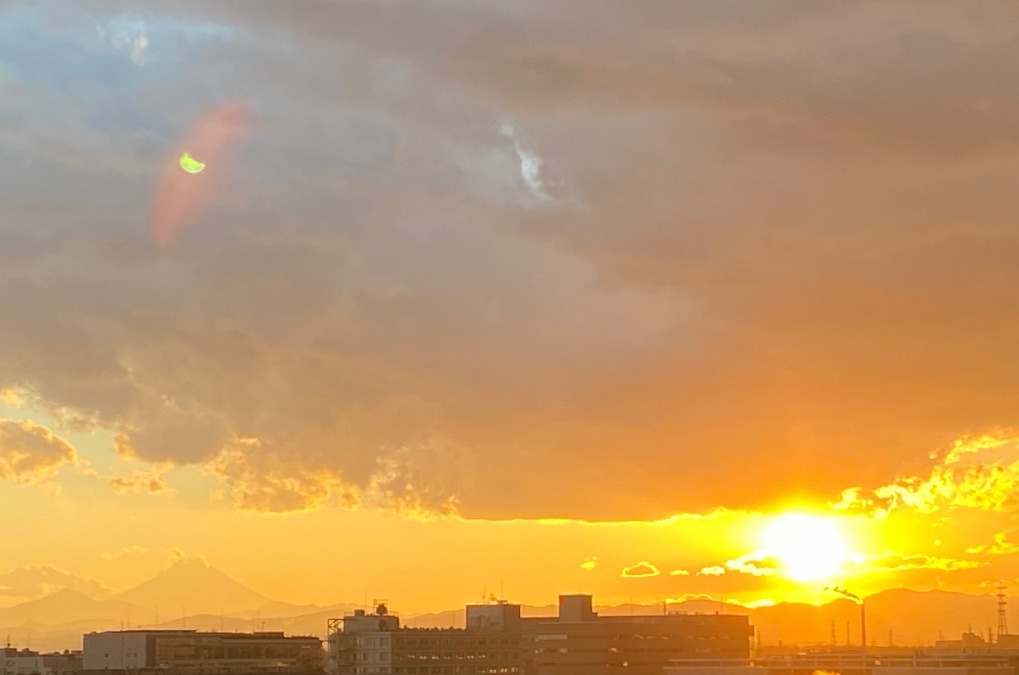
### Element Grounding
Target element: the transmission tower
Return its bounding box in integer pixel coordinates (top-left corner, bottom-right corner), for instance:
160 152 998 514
997 583 1008 641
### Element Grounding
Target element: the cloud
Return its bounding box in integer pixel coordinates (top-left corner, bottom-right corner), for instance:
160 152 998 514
0 566 112 601
730 598 775 609
965 531 1019 556
5 2 1019 522
99 16 151 65
668 569 690 576
203 436 465 517
0 419 77 485
0 389 22 406
163 548 209 569
499 121 553 204
580 557 598 572
725 553 781 577
865 553 983 573
620 561 660 579
101 545 151 561
204 440 352 513
665 593 721 604
699 566 726 576
833 434 1019 515
108 468 175 495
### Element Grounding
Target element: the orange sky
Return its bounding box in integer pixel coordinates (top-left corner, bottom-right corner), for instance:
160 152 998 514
1 1 1019 617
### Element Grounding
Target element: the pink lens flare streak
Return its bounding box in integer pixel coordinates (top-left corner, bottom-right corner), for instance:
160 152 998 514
151 100 252 246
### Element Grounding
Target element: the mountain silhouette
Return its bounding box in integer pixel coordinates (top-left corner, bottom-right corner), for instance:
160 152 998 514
111 558 272 616
0 589 154 626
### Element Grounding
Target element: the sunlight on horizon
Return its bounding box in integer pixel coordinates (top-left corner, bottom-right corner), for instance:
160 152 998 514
760 512 863 584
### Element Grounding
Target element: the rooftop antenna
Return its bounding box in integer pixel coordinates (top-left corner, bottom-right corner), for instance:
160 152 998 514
997 583 1008 641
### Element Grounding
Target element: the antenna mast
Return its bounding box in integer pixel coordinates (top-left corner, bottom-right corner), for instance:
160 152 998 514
997 583 1008 641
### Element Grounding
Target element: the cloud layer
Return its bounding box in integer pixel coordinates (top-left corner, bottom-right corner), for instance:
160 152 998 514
2 2 1019 519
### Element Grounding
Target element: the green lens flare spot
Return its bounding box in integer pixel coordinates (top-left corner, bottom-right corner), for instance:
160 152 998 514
179 152 206 174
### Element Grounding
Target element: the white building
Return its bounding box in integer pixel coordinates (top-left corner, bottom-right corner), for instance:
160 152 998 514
82 632 149 670
0 648 47 675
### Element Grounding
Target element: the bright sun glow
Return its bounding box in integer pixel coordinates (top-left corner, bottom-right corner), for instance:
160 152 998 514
761 513 856 583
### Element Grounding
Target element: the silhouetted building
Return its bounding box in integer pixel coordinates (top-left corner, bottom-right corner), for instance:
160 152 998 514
329 603 519 675
41 650 82 675
519 595 753 675
328 596 752 675
82 630 323 674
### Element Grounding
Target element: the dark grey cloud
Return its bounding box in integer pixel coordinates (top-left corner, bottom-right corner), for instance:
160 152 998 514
2 1 1018 519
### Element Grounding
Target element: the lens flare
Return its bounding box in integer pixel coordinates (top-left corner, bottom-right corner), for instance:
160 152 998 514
178 152 206 174
151 100 251 246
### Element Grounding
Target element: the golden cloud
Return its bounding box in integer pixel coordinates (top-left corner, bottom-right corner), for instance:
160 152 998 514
163 548 210 570
832 434 1019 515
204 438 460 518
965 531 1019 556
865 552 983 572
205 444 350 513
0 418 77 485
0 389 23 406
101 545 151 561
725 553 781 577
620 561 661 578
108 469 175 495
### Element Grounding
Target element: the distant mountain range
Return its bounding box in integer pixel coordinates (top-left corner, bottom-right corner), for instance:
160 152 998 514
0 560 1009 653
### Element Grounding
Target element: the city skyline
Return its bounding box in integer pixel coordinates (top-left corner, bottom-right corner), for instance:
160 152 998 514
3 0 1019 625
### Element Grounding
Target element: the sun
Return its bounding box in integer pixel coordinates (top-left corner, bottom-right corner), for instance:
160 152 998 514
761 513 856 583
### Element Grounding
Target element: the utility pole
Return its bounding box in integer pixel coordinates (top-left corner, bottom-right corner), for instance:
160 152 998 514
998 584 1008 641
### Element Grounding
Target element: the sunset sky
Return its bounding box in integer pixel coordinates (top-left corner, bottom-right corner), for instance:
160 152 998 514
2 1 1019 615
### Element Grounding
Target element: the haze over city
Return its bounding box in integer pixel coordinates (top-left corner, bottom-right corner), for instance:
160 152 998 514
2 0 1019 653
